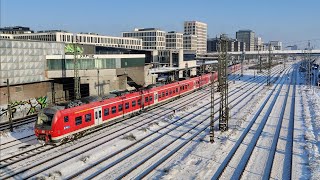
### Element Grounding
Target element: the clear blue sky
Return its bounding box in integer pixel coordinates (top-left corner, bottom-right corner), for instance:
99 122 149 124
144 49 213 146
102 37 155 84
1 0 320 48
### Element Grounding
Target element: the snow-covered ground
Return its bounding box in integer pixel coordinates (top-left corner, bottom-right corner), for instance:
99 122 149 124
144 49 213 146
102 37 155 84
0 62 319 180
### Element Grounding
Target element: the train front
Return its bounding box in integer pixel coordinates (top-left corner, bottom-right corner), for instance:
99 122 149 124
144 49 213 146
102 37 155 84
34 107 59 143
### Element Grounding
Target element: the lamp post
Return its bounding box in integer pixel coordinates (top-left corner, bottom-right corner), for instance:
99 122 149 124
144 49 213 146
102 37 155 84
4 79 13 132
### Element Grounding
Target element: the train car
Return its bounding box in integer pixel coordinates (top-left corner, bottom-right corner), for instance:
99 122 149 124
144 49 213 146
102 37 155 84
35 64 240 143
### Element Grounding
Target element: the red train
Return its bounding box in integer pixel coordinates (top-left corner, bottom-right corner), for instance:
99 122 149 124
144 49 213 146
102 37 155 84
35 64 241 143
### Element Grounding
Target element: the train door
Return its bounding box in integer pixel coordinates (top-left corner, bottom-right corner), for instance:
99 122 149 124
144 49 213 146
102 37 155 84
154 92 158 104
94 107 102 125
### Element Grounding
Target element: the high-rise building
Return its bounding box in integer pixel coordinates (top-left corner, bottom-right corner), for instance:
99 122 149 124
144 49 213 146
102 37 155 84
184 21 207 54
122 28 166 50
183 34 197 51
236 30 255 51
165 31 183 50
254 37 263 51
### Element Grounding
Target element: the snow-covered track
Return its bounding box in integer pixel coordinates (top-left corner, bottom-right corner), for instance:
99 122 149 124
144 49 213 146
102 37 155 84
65 67 283 179
211 67 292 179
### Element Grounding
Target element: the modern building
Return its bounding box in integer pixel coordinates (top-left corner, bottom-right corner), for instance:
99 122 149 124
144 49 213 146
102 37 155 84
0 39 155 123
207 37 236 52
207 38 218 52
122 28 166 50
269 41 283 50
11 30 143 50
183 34 197 51
165 31 183 50
157 49 183 67
0 26 34 34
234 41 246 52
254 37 263 51
184 21 207 54
236 30 255 51
291 45 298 50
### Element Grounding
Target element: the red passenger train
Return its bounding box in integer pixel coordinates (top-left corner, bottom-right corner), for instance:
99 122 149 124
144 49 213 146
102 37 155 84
35 64 241 143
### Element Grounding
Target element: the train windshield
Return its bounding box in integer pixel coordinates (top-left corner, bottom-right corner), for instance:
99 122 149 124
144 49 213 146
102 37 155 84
36 112 54 128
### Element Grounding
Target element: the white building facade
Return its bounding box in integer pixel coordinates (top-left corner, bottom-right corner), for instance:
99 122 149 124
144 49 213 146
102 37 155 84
122 28 166 50
183 34 197 51
10 31 142 50
184 21 207 54
165 31 183 50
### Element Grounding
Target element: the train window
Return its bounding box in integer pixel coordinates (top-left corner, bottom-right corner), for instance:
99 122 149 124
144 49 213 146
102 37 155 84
162 92 165 97
64 116 69 123
95 112 98 119
166 91 168 96
145 97 149 102
185 85 187 89
169 90 172 95
85 113 91 122
75 116 82 125
112 106 116 114
149 96 153 101
159 93 161 98
119 104 123 111
176 88 178 92
125 102 129 109
104 108 109 116
173 90 175 93
132 100 136 107
155 94 158 100
99 111 101 118
138 99 141 105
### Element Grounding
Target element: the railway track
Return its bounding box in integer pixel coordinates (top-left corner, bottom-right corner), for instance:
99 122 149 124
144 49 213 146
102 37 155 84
0 67 281 179
0 69 262 179
211 66 295 179
0 115 36 132
0 69 266 161
72 66 290 179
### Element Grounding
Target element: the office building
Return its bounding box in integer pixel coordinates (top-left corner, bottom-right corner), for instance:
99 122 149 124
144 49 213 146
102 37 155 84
165 31 183 50
236 30 255 51
11 30 143 50
122 28 166 50
183 34 197 51
255 37 263 51
184 21 207 54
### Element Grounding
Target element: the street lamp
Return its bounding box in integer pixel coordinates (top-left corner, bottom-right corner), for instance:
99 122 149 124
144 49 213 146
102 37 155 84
3 79 13 132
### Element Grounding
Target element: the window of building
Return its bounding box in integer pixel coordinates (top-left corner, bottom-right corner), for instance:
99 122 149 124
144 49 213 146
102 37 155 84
75 116 82 125
85 113 91 122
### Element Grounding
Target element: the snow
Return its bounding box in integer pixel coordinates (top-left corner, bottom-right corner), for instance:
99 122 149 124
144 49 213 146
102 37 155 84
1 62 319 180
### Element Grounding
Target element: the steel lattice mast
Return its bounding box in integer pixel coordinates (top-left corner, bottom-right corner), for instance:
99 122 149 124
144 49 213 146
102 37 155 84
73 38 81 100
209 66 215 143
218 34 229 132
267 43 272 86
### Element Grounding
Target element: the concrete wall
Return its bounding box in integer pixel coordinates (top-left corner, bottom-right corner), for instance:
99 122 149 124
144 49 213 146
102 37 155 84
0 81 64 123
